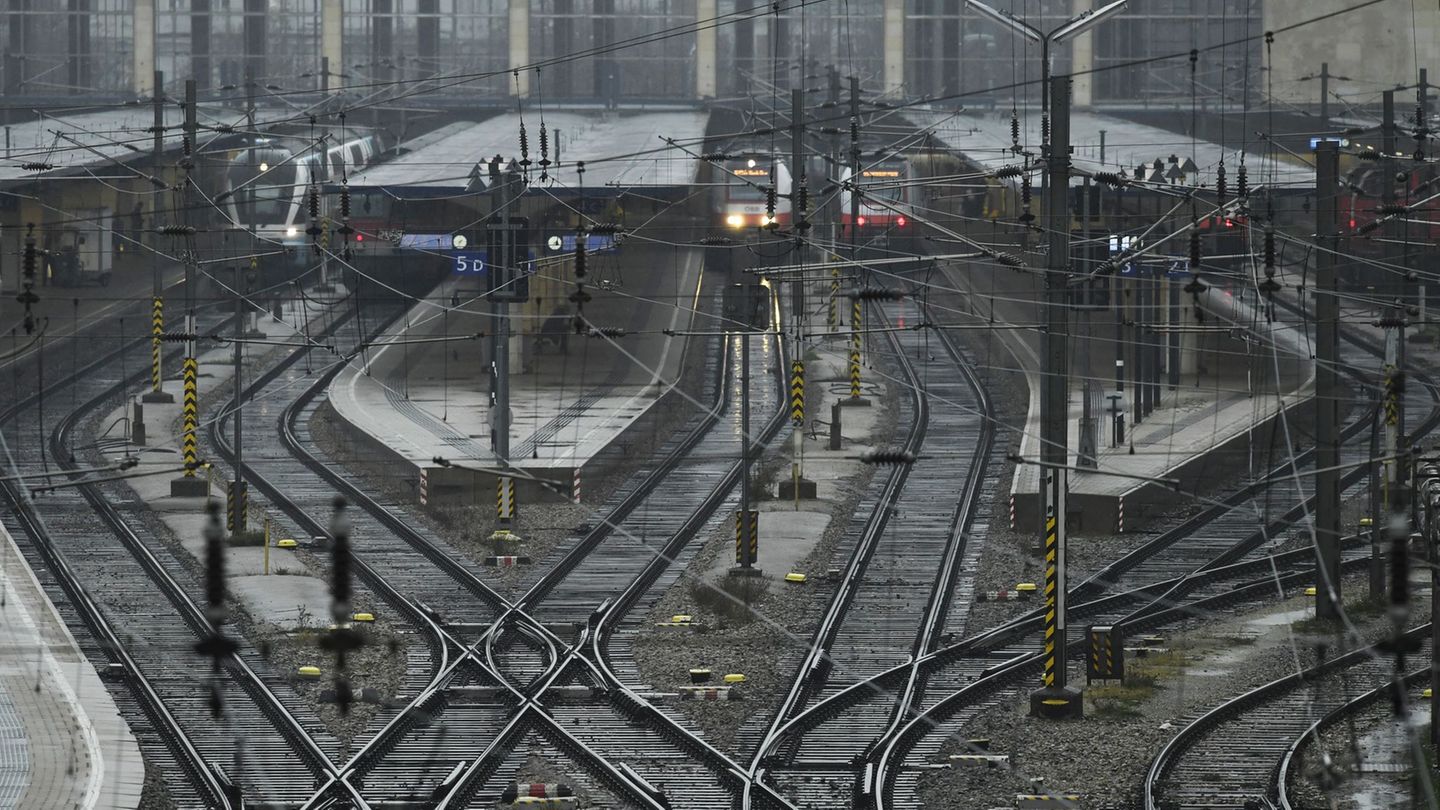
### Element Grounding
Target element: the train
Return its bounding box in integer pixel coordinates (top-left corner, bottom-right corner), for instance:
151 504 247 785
839 158 916 250
713 153 793 231
220 129 393 257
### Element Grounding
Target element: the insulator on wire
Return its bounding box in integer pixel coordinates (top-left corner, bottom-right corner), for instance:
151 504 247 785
518 123 531 167
569 287 592 307
850 115 859 145
1357 149 1382 161
1263 224 1276 269
1019 174 1034 223
861 450 916 466
848 286 905 301
1189 229 1201 271
992 165 1025 179
700 151 731 162
589 222 624 235
1378 203 1409 217
157 225 197 236
1236 163 1249 199
1183 276 1206 296
765 185 777 219
1040 115 1049 145
539 124 550 168
587 326 627 338
574 240 587 278
1093 171 1127 188
698 236 733 246
995 252 1025 269
19 162 53 172
1010 113 1020 148
1216 162 1227 205
340 185 351 221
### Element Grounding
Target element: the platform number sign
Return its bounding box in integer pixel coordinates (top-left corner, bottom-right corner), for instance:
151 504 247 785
453 253 487 276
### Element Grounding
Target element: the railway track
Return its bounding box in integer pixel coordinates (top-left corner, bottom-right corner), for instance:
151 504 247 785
1146 626 1431 810
744 286 998 808
211 276 805 808
0 304 358 807
1276 665 1430 810
854 292 1440 809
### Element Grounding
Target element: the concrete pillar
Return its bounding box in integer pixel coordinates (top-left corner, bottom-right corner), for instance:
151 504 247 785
321 0 342 90
133 0 154 95
509 0 530 97
883 0 904 96
191 0 211 89
696 0 717 99
243 0 266 85
1070 0 1093 107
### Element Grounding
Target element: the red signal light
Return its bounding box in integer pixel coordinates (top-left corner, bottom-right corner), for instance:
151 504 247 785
857 216 867 226
897 216 908 227
1224 218 1234 228
1349 218 1356 229
356 233 364 241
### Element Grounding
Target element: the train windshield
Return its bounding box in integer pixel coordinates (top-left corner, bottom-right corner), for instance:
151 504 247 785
227 148 296 224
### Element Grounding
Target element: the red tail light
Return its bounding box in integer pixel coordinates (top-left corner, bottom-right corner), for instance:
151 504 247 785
857 216 867 227
897 216 907 227
1224 218 1234 228
356 233 364 241
1349 218 1356 229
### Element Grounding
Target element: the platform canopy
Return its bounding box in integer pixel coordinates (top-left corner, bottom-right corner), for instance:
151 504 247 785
348 111 709 198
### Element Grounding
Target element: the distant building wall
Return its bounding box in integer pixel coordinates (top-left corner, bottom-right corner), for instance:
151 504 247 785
1265 0 1440 109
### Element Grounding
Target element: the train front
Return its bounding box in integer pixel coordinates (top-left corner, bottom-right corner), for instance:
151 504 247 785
840 159 913 253
716 154 791 231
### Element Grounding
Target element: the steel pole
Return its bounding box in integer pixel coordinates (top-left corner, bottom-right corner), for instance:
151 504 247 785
1314 140 1342 620
1031 74 1081 719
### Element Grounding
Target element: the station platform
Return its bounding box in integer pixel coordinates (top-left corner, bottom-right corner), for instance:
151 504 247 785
329 242 704 505
936 260 1315 535
0 523 142 809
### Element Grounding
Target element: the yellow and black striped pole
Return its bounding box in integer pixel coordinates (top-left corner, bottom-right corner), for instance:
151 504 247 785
181 357 199 475
828 263 840 328
790 361 805 425
847 297 865 401
497 475 516 523
142 296 173 404
150 297 164 391
1041 512 1059 687
734 510 758 566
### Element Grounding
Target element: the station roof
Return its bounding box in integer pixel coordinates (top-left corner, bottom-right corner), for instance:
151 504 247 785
0 104 232 185
348 111 709 196
910 107 1316 190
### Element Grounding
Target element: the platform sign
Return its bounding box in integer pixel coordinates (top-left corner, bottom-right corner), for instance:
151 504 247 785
453 252 487 276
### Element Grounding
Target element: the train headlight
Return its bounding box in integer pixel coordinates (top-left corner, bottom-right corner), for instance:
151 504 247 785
726 214 744 228
760 215 775 226
286 226 299 238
